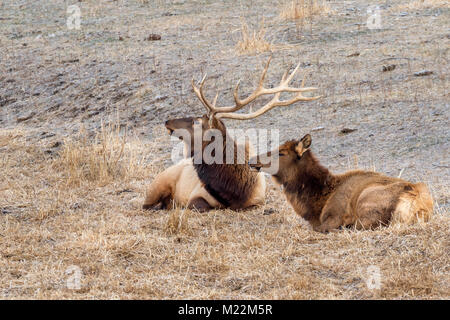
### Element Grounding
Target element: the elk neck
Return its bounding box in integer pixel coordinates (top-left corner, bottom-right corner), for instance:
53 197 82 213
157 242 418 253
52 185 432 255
194 120 257 208
282 150 336 223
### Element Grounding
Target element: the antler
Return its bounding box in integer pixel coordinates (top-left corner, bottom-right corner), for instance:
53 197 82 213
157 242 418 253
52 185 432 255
191 56 320 120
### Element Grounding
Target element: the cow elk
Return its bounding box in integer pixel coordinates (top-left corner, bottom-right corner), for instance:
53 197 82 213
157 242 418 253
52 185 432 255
143 57 320 212
250 134 433 232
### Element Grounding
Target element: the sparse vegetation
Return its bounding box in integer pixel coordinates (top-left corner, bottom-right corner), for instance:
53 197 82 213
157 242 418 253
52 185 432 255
279 0 331 21
55 121 142 186
236 20 273 55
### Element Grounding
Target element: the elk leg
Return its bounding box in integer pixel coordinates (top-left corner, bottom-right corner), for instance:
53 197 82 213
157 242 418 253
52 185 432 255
143 171 174 210
315 210 344 233
354 185 396 229
149 196 175 210
186 184 221 211
187 197 212 212
354 201 392 229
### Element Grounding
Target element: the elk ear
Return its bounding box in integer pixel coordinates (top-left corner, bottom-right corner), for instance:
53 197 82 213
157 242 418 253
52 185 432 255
300 134 312 149
295 134 311 158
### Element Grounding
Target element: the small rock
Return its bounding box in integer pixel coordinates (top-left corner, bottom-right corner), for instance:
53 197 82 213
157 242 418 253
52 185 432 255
153 95 168 102
41 132 56 139
145 34 161 41
347 52 360 57
50 141 62 148
62 58 79 64
263 208 275 215
16 112 35 123
414 70 433 77
1 207 12 215
70 203 81 210
340 128 357 134
312 126 324 132
116 189 133 195
382 64 396 72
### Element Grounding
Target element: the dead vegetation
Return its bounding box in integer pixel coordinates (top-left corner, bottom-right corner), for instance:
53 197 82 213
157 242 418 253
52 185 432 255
236 20 273 55
0 126 448 299
55 120 145 187
279 0 332 21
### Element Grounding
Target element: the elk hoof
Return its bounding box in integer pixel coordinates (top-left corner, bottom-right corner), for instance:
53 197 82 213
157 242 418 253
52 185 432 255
142 203 164 210
314 225 330 234
188 198 212 212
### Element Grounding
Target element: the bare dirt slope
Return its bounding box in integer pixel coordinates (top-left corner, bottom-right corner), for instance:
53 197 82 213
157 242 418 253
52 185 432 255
0 0 449 299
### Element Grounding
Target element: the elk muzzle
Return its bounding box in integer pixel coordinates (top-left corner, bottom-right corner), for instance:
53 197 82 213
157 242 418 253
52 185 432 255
248 155 268 172
165 117 197 138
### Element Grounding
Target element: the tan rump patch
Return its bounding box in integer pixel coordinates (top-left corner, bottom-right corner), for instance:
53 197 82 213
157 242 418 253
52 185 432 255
392 183 433 224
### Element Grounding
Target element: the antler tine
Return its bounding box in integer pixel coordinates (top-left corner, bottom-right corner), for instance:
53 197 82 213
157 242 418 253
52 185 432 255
215 60 320 121
216 91 321 121
232 56 272 110
191 57 320 120
191 56 272 116
212 91 219 107
192 74 219 114
284 61 301 85
220 57 316 114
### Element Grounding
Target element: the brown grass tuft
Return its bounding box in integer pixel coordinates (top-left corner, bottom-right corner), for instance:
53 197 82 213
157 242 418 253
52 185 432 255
279 0 331 21
54 121 145 187
165 207 192 236
236 20 273 55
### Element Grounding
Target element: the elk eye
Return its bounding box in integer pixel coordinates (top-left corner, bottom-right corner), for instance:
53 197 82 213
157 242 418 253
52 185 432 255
279 152 285 156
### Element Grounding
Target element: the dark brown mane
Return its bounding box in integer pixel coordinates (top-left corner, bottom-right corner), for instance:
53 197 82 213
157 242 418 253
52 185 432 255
194 163 257 208
194 120 258 209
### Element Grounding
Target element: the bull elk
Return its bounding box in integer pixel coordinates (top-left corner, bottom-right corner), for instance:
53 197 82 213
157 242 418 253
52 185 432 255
143 57 320 212
250 134 433 232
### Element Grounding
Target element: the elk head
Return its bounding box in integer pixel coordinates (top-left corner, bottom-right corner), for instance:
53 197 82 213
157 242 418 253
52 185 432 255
249 134 313 183
166 57 320 159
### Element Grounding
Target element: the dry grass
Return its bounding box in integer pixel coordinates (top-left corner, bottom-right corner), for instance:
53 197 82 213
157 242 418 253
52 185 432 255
236 20 273 55
279 0 331 21
55 121 144 187
0 126 448 299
